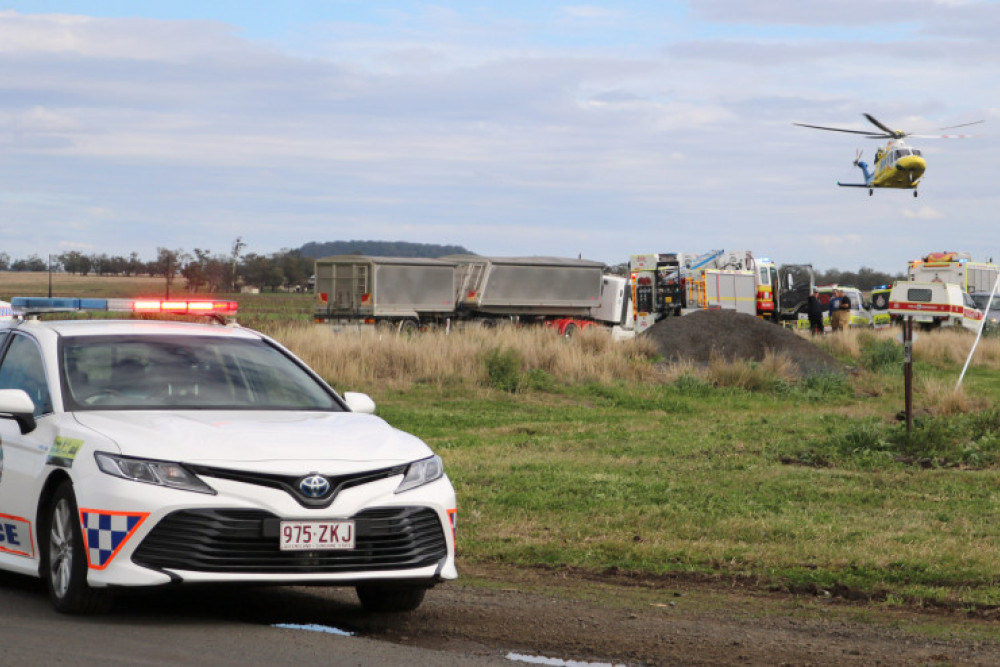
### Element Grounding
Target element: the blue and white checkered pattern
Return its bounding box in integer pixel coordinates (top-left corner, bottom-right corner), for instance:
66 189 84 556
82 511 144 568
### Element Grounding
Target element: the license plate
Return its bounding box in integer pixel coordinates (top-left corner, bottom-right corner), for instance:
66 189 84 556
279 520 355 551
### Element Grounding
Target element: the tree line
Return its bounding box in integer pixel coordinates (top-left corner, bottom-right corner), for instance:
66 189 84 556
0 248 314 294
1 246 905 294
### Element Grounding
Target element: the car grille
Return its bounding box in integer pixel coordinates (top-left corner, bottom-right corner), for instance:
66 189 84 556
132 507 447 574
184 463 408 509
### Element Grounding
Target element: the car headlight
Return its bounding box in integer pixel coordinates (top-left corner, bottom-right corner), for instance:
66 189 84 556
95 452 216 495
395 455 444 494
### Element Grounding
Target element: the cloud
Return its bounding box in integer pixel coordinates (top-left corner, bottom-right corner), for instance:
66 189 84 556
901 205 945 219
0 6 995 270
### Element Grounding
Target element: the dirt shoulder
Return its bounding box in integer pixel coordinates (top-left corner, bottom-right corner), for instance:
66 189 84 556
347 563 1000 666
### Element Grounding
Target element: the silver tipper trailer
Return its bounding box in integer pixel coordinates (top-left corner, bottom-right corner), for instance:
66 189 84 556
446 255 605 317
313 255 456 323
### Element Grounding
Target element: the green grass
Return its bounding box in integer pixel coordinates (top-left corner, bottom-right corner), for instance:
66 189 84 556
373 371 1000 611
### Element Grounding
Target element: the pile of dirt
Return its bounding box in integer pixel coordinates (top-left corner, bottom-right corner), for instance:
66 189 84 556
643 309 846 377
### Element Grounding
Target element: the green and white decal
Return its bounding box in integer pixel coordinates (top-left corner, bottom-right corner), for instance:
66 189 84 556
48 436 84 468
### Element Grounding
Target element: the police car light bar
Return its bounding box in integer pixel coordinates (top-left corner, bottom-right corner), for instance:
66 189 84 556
10 297 238 316
132 299 238 315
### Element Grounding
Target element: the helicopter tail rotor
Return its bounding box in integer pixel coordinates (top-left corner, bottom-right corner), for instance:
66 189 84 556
853 149 863 167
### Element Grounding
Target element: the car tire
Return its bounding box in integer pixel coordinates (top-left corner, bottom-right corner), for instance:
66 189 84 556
43 481 113 614
356 584 426 613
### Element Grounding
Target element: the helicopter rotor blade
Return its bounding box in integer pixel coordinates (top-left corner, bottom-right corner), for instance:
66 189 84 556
907 133 978 139
793 122 891 137
863 113 904 138
936 120 984 132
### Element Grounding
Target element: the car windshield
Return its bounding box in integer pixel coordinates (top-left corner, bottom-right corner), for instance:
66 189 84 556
60 335 341 411
972 293 999 311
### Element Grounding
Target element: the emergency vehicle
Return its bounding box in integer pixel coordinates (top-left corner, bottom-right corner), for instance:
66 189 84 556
888 281 985 331
0 297 457 614
869 285 893 328
907 252 999 293
629 249 778 334
793 285 873 330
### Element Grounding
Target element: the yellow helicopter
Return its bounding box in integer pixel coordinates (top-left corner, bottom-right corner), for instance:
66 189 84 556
794 113 983 197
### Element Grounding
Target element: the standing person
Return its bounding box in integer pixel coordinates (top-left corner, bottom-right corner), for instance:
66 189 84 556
807 289 825 335
831 289 851 332
827 289 842 320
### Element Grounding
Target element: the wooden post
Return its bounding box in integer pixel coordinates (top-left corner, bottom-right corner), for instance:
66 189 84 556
903 316 913 434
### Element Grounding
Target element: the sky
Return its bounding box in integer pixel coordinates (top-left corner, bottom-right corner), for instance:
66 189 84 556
1 1 998 273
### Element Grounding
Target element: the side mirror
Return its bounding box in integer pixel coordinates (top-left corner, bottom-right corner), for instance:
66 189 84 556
0 389 37 434
342 391 376 414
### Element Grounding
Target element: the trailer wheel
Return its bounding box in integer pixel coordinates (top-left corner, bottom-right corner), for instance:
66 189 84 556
398 319 419 335
562 322 577 338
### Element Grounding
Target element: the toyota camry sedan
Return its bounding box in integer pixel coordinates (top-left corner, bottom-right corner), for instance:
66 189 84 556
0 298 457 613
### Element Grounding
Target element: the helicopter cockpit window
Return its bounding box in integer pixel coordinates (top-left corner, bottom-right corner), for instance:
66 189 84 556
912 149 922 157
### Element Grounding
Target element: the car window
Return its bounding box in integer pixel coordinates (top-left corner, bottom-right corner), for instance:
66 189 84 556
0 334 53 417
61 335 342 411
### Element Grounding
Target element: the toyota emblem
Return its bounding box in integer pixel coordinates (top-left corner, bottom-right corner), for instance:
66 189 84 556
299 474 331 498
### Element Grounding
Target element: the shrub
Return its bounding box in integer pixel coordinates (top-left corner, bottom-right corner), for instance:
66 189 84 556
860 338 902 373
484 347 524 393
797 372 851 397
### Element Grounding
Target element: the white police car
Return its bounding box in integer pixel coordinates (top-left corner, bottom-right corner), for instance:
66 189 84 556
0 297 457 613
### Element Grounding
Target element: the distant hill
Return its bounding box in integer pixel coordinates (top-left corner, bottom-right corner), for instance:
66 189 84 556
299 240 475 259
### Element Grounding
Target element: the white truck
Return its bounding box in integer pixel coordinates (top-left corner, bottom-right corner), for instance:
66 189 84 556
313 254 633 336
907 251 999 293
313 255 457 332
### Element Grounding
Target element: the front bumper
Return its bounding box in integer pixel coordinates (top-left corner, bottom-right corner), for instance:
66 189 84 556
133 506 449 579
76 471 457 588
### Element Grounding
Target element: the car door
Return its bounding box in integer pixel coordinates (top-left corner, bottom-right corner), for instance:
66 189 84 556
0 332 60 569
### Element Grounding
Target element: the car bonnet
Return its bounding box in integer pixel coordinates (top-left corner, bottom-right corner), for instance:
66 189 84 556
71 410 433 473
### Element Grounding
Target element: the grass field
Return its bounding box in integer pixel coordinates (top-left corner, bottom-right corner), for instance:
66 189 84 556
11 272 1000 613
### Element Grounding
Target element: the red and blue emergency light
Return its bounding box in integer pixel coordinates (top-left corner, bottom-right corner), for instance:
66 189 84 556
9 297 238 318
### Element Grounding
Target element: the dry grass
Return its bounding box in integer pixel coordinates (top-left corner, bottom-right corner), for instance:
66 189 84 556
813 326 1000 371
919 376 989 415
0 271 169 298
706 350 798 391
269 322 817 394
913 328 1000 369
817 328 865 358
266 323 666 392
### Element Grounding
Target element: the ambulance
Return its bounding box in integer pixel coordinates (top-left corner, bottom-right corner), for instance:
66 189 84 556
888 281 985 331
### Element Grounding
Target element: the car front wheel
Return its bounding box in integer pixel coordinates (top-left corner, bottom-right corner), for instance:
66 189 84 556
44 481 112 613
